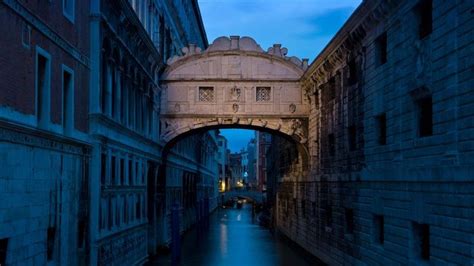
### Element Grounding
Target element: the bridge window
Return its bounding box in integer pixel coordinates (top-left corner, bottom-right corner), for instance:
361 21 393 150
256 87 271 102
412 222 430 261
199 87 214 102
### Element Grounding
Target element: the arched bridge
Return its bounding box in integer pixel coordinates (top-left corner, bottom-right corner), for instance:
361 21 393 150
159 36 311 146
222 190 264 204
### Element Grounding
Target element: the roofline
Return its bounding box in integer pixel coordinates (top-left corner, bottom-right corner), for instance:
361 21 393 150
302 0 372 80
192 0 209 48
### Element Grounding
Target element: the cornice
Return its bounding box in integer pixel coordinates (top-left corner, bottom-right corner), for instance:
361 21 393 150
302 0 400 86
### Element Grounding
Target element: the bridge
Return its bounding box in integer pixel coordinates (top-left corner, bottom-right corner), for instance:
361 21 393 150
221 190 264 204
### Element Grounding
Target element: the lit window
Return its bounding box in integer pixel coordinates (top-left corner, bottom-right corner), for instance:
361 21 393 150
63 0 75 23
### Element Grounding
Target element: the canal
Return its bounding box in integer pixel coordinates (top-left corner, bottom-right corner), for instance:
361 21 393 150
148 203 320 265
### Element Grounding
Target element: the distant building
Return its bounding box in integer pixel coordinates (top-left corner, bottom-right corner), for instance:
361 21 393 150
246 138 257 188
256 132 272 191
216 134 230 191
229 153 243 188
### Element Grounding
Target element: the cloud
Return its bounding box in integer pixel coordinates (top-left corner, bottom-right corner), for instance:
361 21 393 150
198 0 361 60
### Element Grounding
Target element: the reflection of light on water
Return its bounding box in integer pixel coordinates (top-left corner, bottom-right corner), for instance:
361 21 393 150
220 224 228 257
237 214 241 221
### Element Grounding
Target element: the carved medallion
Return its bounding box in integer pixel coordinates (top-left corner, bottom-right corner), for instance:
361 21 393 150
289 103 296 113
232 103 239 113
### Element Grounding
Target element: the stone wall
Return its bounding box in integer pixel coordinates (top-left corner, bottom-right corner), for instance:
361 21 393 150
277 0 474 265
0 123 89 266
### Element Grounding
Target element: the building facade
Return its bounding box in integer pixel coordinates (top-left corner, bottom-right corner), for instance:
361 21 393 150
0 0 212 265
88 0 209 265
275 0 474 265
0 1 91 265
256 131 272 191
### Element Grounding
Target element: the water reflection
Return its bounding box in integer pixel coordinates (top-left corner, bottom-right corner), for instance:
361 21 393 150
148 204 318 266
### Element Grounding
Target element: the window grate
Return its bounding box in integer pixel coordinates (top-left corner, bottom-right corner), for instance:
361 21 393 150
199 87 214 102
256 87 271 102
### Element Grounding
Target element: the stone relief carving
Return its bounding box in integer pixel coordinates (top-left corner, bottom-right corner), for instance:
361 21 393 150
230 86 241 101
174 103 180 113
232 103 239 113
289 103 296 113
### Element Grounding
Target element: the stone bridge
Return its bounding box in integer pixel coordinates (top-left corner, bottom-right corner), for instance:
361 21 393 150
222 190 264 204
160 36 311 152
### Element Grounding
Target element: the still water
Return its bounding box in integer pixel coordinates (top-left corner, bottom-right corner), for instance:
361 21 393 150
148 204 319 266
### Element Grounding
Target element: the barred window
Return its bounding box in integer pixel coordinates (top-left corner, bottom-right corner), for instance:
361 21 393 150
199 87 214 102
256 87 271 102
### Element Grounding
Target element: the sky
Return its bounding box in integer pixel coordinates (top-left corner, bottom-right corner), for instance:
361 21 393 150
198 0 362 60
198 0 362 152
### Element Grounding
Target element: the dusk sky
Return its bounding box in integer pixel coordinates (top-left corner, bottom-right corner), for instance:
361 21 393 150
198 0 362 152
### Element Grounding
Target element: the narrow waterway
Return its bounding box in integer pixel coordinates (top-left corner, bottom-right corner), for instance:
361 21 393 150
148 204 320 266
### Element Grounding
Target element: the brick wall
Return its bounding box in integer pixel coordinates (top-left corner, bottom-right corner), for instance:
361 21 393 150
0 1 89 132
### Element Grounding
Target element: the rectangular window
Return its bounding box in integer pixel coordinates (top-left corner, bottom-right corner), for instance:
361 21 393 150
0 238 8 265
345 208 354 234
199 87 214 102
347 59 358 85
62 66 74 134
416 96 433 137
325 205 333 227
328 133 335 157
376 113 387 145
374 215 384 244
348 125 357 151
416 0 432 39
129 160 133 185
293 198 298 215
36 49 51 128
412 222 430 260
101 153 107 185
63 0 75 23
120 158 125 185
256 87 271 102
111 156 116 185
375 32 388 66
301 199 306 218
47 227 56 261
77 220 86 248
325 77 336 101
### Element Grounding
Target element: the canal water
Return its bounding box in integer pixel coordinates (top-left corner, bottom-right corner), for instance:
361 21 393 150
148 204 320 266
